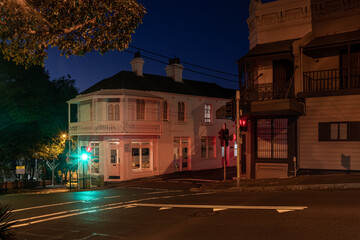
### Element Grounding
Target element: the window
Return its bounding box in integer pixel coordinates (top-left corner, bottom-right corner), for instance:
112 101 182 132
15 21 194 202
107 104 120 121
132 141 152 170
90 142 99 174
114 104 120 121
257 118 288 159
163 101 169 121
107 105 113 121
201 137 216 159
204 104 212 123
319 122 360 141
136 99 145 120
178 101 185 121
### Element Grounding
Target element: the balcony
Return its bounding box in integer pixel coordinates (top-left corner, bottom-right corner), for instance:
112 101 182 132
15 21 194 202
69 120 163 136
242 81 294 102
303 68 360 94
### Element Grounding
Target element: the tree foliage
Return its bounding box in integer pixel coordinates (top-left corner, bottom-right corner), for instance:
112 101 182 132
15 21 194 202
0 0 145 67
0 54 78 181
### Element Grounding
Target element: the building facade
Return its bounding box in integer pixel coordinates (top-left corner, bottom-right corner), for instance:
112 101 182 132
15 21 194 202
238 0 360 178
68 56 235 186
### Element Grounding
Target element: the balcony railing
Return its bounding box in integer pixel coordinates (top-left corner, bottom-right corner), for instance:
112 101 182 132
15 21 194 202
69 120 162 135
303 68 360 92
242 80 294 102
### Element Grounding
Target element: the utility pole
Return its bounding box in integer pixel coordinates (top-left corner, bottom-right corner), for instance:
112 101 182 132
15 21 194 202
223 123 227 181
236 90 241 188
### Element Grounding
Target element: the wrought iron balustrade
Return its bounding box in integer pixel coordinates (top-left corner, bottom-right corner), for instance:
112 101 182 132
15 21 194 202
242 80 293 102
303 68 360 92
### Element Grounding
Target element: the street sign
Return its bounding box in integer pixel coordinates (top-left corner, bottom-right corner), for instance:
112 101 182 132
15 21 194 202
16 166 25 174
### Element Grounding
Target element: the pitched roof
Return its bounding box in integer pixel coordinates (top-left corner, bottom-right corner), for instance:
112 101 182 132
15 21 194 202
81 71 235 99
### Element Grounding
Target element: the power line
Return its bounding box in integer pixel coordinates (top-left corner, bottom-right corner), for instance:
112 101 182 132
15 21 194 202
125 49 238 84
129 45 238 77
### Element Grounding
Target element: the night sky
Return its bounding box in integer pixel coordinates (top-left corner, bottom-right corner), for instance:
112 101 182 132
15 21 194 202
44 0 275 92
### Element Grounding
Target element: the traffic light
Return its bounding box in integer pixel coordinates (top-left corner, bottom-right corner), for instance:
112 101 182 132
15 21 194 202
80 146 91 161
230 133 236 142
218 129 225 147
223 128 229 147
239 117 248 132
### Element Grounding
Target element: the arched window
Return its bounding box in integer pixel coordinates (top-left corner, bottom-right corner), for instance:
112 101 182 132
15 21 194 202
108 104 113 121
115 104 120 121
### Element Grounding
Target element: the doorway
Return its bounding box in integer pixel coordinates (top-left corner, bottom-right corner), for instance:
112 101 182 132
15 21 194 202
108 143 120 179
173 137 191 172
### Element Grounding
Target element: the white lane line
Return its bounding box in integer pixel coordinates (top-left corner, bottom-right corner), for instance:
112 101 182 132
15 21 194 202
10 192 219 228
131 203 308 213
13 195 123 213
103 195 122 199
142 190 182 195
12 201 82 213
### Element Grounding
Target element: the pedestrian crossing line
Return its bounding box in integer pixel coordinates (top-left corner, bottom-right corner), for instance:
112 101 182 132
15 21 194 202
10 192 213 228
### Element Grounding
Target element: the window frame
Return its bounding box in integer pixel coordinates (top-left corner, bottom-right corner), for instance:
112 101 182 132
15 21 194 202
178 101 186 122
136 99 146 120
107 103 120 121
163 101 169 121
131 141 153 171
204 104 212 124
318 122 360 141
256 118 288 160
201 136 216 159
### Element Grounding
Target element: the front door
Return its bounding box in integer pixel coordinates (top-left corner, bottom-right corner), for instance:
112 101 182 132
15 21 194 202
108 144 120 179
173 137 191 172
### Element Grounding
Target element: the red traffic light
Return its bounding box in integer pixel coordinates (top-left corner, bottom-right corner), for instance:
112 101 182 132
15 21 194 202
239 118 247 127
85 146 92 152
230 133 236 142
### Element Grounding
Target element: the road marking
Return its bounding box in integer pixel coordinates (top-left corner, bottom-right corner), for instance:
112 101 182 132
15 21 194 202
130 203 308 213
12 201 81 212
10 193 198 228
142 190 182 195
11 193 219 228
170 179 221 183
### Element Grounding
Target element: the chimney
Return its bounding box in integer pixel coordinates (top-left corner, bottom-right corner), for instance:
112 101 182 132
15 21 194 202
165 58 184 82
130 52 145 76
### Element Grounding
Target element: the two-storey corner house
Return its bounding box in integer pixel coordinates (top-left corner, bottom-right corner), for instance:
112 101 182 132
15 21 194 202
237 0 309 179
295 0 360 174
238 0 360 179
67 54 235 186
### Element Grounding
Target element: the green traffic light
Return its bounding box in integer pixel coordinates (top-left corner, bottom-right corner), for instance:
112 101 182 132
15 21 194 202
81 153 89 161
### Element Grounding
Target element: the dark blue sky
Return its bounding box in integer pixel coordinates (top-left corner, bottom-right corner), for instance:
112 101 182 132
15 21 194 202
44 0 271 92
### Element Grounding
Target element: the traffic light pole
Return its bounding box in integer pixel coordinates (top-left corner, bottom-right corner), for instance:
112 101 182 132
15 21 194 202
83 161 85 189
236 90 241 188
223 123 227 181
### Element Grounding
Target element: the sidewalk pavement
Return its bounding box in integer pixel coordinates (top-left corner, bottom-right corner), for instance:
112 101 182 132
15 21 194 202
187 172 360 193
3 168 360 195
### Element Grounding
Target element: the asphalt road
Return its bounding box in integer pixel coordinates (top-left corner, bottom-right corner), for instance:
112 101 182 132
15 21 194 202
2 184 360 240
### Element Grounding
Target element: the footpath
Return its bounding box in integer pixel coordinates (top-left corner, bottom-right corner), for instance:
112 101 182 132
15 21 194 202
157 167 360 192
2 167 360 195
